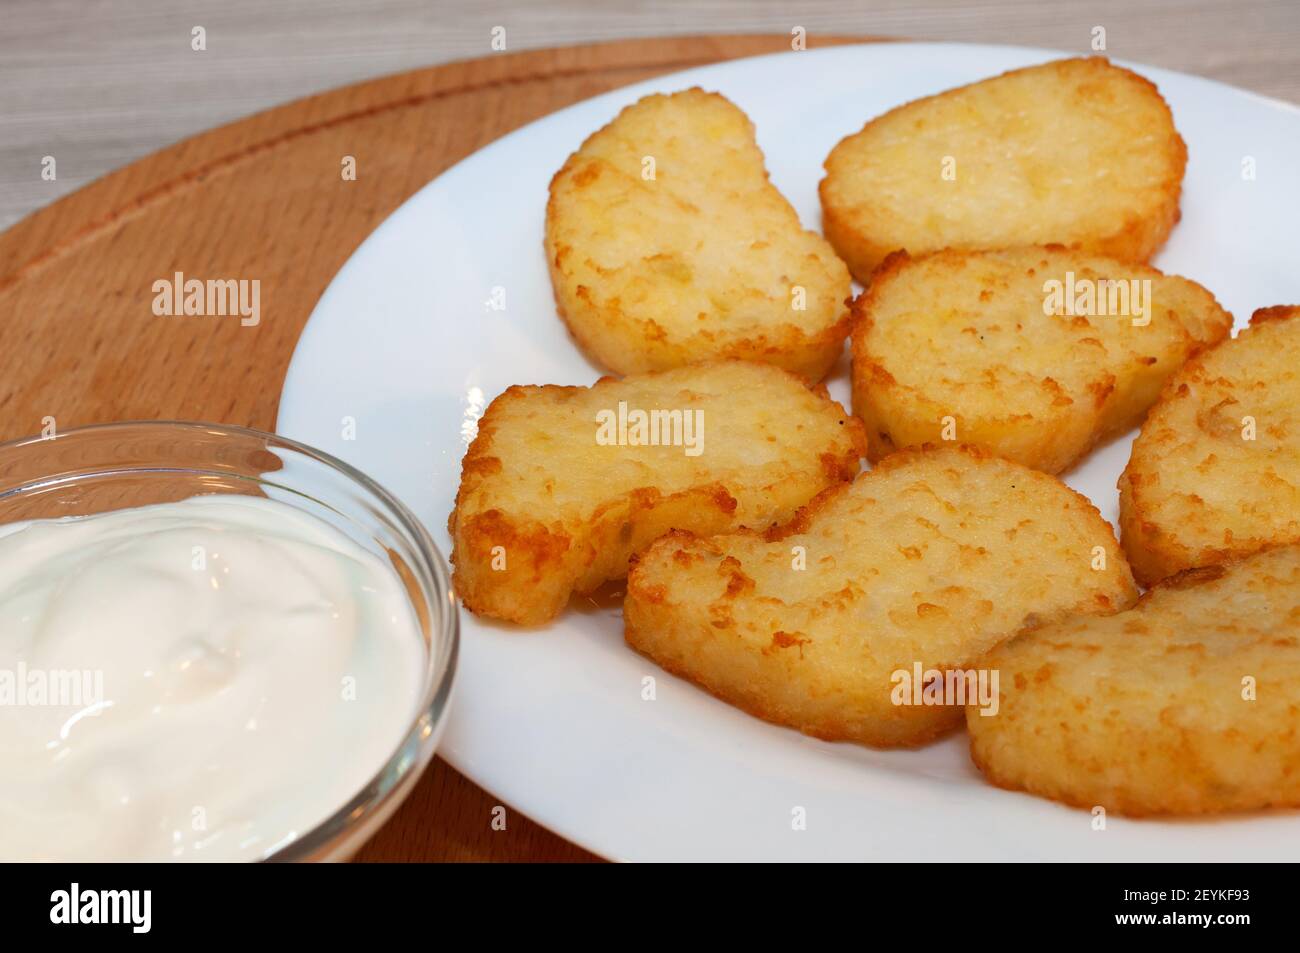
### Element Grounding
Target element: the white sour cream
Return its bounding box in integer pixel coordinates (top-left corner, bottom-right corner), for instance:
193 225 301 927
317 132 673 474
0 495 425 861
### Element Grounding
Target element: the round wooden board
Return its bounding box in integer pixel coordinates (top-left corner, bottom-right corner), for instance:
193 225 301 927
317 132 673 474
0 32 878 862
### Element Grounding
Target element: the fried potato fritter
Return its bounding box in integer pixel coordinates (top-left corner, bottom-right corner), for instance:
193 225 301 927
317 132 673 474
969 546 1300 815
851 247 1232 473
1119 306 1300 586
820 58 1187 283
450 361 865 625
545 89 853 382
624 446 1137 747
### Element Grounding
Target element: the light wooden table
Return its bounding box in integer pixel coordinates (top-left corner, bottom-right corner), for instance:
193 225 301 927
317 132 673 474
4 0 1299 232
1 1 1297 864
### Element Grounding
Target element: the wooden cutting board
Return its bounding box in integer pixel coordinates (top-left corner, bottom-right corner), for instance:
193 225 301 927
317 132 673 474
0 32 879 862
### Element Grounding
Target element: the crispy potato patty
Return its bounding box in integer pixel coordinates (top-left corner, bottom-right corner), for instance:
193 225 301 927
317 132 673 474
851 247 1232 473
820 58 1186 282
450 361 865 625
546 89 852 382
969 546 1300 815
624 446 1136 746
1120 305 1300 585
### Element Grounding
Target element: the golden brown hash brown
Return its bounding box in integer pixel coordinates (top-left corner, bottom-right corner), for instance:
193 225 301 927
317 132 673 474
449 361 865 625
820 58 1186 283
1119 306 1300 586
968 546 1300 815
624 445 1137 747
546 88 853 383
851 247 1232 473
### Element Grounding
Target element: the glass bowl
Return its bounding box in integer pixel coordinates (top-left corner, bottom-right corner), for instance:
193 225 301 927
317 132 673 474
0 420 458 862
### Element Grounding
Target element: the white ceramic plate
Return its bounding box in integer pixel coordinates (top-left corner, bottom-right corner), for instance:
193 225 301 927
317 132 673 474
278 42 1300 861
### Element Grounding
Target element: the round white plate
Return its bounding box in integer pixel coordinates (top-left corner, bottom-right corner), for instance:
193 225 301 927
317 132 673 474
278 42 1300 861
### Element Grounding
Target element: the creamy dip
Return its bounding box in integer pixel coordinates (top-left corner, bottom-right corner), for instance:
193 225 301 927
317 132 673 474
0 495 424 861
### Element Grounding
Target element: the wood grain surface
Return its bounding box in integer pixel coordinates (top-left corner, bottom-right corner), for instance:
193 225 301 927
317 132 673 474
6 1 1300 232
0 32 880 863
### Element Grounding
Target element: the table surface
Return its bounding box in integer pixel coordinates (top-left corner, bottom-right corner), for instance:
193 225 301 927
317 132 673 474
4 0 1300 232
2 1 1298 864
